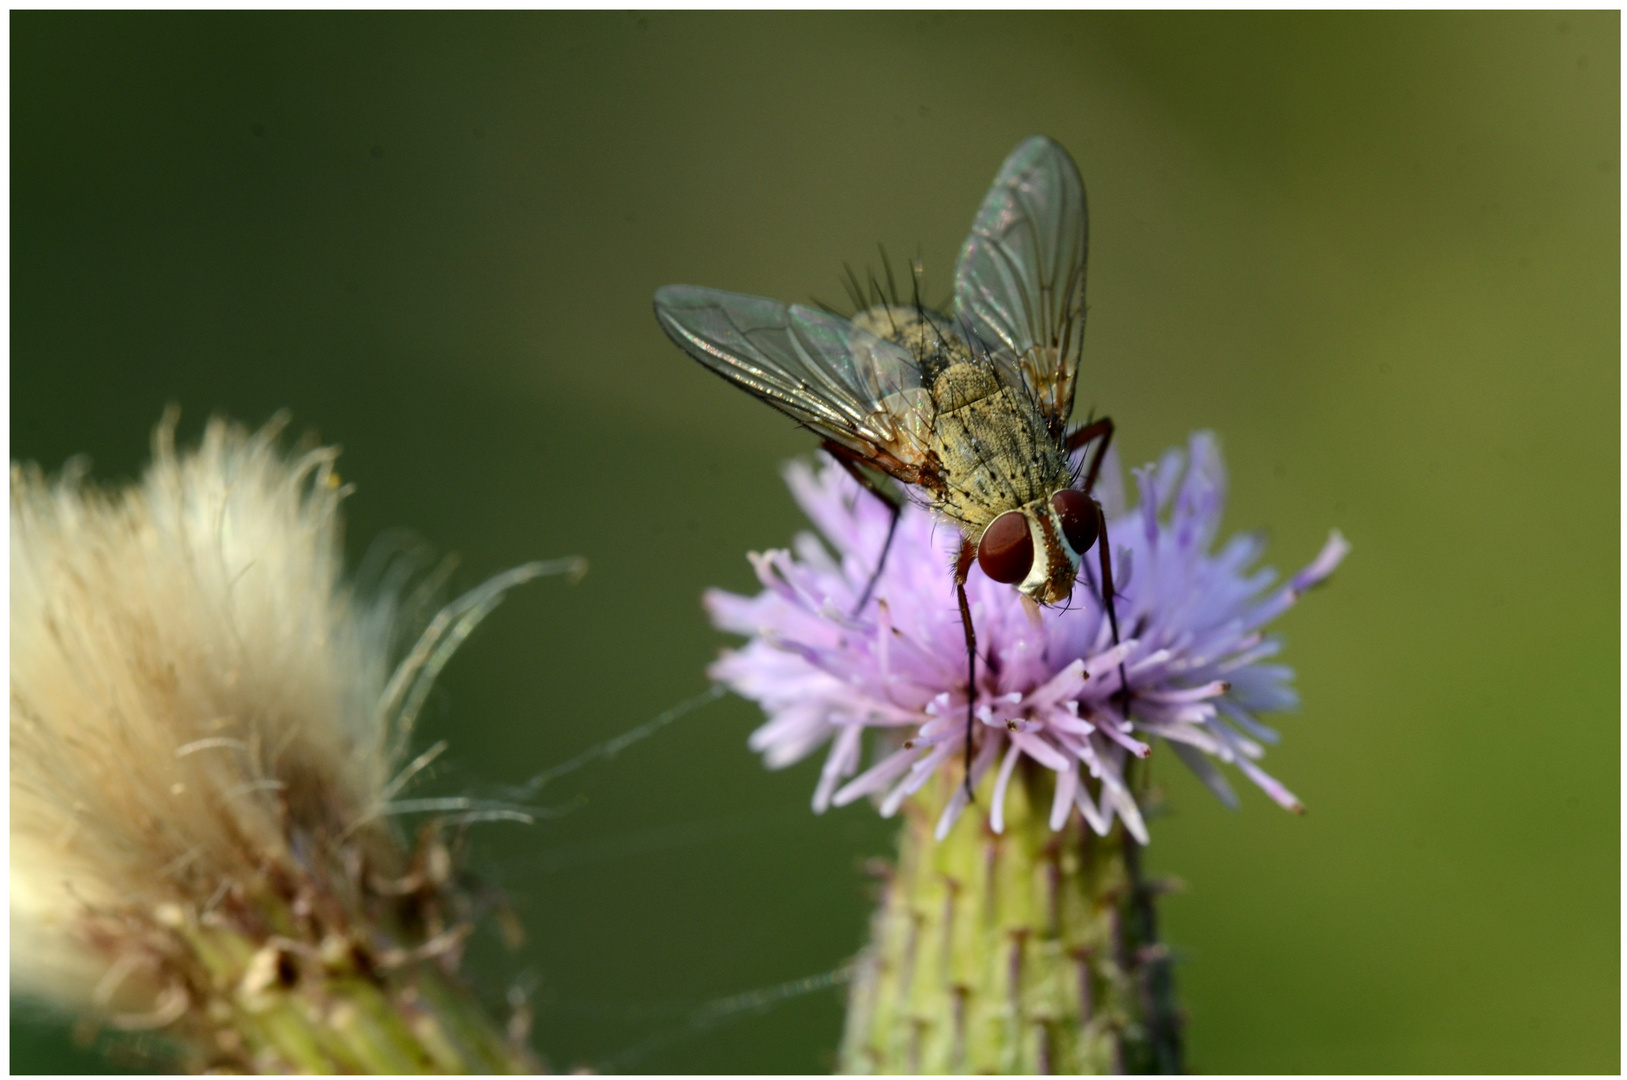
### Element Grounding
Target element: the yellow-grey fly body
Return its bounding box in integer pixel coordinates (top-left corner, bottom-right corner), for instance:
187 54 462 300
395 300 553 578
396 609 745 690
654 136 1127 792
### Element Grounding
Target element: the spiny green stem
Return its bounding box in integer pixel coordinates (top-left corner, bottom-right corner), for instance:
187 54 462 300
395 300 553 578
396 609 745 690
839 761 1182 1074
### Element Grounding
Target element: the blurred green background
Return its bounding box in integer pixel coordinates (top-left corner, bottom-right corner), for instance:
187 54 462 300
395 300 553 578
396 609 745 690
10 11 1617 1074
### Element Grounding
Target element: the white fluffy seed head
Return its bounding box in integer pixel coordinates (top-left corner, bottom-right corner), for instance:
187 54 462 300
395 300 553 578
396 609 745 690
9 414 505 1015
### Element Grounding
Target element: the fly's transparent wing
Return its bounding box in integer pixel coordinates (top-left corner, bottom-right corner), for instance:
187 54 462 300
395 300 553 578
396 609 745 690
953 136 1089 429
653 285 935 479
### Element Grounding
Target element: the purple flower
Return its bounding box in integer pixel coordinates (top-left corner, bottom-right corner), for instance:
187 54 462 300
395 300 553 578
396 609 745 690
705 433 1348 843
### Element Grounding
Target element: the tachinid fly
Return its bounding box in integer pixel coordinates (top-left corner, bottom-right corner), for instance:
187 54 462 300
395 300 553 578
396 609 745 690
654 136 1127 795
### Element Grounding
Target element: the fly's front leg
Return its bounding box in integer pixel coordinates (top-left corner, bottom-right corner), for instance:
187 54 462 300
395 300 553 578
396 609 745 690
1093 499 1130 721
954 539 978 802
1067 418 1131 719
821 439 903 616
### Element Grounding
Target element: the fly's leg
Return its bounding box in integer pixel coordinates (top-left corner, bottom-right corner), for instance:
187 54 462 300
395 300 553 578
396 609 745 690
821 439 903 617
1092 501 1131 720
1065 415 1115 494
954 539 979 802
1066 417 1131 719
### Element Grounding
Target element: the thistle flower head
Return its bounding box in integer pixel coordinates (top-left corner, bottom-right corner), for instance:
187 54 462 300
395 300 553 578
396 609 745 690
706 433 1347 843
10 415 553 1071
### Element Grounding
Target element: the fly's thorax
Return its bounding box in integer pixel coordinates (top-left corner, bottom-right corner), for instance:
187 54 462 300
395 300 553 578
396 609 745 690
929 362 1070 529
928 362 1001 412
850 304 966 380
850 303 1069 531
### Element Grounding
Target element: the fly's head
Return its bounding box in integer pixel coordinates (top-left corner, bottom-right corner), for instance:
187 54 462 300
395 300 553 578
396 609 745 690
975 489 1100 606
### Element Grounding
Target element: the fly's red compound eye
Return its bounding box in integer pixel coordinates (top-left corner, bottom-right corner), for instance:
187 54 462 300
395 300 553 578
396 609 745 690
977 511 1034 584
1051 489 1099 555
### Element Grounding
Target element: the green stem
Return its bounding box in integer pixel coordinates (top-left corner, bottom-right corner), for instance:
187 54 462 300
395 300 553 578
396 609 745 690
839 761 1182 1074
157 901 535 1073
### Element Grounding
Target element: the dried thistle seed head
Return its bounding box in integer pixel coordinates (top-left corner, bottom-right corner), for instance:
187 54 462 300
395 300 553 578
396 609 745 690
10 413 554 1071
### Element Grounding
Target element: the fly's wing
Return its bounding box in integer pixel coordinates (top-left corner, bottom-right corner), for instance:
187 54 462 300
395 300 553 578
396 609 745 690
953 136 1089 432
653 285 937 483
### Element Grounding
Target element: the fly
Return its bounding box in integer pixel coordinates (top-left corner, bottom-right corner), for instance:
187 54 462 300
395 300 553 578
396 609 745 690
654 136 1128 798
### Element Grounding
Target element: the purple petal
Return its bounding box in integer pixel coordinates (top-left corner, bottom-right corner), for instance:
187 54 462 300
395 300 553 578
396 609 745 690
1010 729 1070 771
1074 776 1111 835
1291 530 1351 592
988 740 1024 834
812 725 864 813
831 745 917 807
711 444 1338 834
934 736 1004 841
1168 739 1240 810
1050 764 1080 830
1139 680 1229 704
